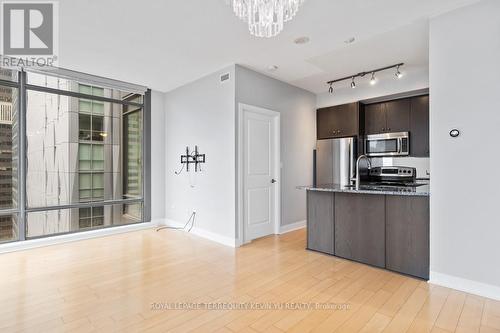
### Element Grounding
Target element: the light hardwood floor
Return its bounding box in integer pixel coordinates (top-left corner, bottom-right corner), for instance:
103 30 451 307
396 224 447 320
0 228 499 333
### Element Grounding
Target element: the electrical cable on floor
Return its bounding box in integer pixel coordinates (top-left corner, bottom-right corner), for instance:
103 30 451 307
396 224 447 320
156 212 196 232
174 163 185 175
187 212 195 232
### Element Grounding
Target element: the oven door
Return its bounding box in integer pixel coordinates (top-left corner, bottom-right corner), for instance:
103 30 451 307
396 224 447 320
365 132 408 157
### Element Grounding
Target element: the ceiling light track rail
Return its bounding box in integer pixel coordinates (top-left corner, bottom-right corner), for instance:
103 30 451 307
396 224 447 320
327 63 404 85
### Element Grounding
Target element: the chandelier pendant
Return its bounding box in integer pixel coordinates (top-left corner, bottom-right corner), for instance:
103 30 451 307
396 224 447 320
231 0 306 38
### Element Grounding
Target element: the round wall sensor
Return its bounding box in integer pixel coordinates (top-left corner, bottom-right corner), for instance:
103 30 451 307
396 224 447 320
449 129 460 137
293 36 310 45
344 37 356 44
267 65 279 72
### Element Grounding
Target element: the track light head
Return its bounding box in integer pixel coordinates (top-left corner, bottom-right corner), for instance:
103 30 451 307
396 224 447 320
395 65 402 79
328 83 333 94
370 72 376 85
350 77 356 89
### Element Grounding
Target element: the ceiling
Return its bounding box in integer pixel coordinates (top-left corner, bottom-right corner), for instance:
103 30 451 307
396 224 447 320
57 0 479 93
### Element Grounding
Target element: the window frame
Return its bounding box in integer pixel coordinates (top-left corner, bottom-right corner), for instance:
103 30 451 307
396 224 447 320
0 68 150 242
122 97 143 201
0 74 20 244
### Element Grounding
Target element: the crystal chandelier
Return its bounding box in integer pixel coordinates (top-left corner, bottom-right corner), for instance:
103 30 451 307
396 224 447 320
231 0 305 38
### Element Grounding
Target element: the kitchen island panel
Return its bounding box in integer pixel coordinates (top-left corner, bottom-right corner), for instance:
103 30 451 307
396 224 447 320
307 191 335 254
386 195 430 279
334 193 386 268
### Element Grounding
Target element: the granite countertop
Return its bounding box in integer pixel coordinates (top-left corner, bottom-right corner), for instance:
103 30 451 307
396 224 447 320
297 181 430 197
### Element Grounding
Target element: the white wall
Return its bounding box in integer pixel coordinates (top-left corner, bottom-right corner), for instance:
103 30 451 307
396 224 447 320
150 90 166 221
429 0 500 299
164 66 236 241
235 65 317 227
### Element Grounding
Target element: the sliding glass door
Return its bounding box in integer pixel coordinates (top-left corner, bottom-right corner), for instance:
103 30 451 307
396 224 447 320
0 66 148 243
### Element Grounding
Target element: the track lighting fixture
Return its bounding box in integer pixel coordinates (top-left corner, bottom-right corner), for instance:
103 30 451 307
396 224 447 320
325 63 404 93
395 65 402 78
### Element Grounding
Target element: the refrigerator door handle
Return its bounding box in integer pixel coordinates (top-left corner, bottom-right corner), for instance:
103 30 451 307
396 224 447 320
349 138 356 182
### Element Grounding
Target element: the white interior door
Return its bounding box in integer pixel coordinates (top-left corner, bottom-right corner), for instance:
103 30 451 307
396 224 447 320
243 106 279 242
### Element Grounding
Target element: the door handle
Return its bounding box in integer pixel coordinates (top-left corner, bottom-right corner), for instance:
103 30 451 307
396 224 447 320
271 179 277 184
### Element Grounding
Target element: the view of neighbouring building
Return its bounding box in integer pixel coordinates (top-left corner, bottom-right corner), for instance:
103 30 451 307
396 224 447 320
0 68 18 242
0 69 143 242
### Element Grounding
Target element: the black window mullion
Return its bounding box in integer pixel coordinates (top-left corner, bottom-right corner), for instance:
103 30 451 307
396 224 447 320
0 79 19 88
19 71 26 241
25 84 144 107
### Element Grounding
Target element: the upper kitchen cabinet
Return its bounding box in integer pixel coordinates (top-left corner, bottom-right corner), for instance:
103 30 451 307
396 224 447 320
317 102 359 140
385 99 411 132
364 103 385 135
410 95 430 157
364 98 410 135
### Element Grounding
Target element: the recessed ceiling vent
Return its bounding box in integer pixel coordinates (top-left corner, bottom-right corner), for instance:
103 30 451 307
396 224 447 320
220 73 230 83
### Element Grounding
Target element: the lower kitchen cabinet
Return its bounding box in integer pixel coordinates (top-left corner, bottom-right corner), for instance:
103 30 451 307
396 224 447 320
334 193 386 268
386 196 430 279
307 191 334 254
306 190 429 279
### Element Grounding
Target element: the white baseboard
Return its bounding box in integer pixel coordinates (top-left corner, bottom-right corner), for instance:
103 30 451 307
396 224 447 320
279 220 306 234
232 220 307 247
430 271 500 301
162 219 236 248
0 220 160 254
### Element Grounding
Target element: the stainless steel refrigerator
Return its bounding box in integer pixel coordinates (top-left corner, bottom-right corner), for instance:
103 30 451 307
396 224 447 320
314 137 356 186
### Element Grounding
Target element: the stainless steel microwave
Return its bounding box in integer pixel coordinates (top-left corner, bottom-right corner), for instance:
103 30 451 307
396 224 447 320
365 132 409 157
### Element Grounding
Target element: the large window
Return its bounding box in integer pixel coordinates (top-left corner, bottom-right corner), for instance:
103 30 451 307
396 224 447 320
0 68 19 243
0 67 148 243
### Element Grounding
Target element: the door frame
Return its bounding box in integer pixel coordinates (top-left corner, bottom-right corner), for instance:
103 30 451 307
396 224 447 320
237 103 281 246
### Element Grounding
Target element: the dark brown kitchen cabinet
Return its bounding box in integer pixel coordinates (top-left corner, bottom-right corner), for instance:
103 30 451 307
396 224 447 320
385 99 411 132
317 102 359 139
410 95 430 157
386 196 429 279
364 103 385 135
334 193 385 268
364 98 410 135
307 191 334 254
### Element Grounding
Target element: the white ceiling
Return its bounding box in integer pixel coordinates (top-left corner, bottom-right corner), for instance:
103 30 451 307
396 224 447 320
57 0 479 93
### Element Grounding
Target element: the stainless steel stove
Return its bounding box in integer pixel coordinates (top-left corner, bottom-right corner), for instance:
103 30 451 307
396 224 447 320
368 166 422 186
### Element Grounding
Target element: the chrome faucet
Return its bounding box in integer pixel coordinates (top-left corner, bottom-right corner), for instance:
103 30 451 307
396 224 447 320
355 154 371 190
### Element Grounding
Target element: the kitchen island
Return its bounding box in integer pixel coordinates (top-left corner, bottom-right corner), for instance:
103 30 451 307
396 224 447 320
300 183 430 279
